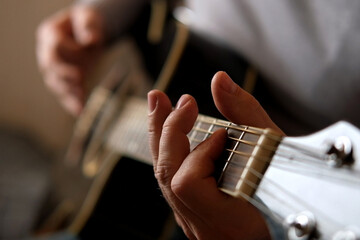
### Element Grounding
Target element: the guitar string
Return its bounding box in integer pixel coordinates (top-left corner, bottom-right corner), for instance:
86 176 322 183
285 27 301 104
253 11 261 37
190 125 360 184
111 112 355 231
189 125 293 224
219 160 347 229
189 130 329 169
242 176 345 229
188 124 360 229
189 131 360 186
192 126 277 152
203 121 291 226
222 153 360 189
115 110 358 227
219 163 300 228
109 111 353 229
195 116 282 142
194 117 342 161
192 120 338 173
233 144 360 185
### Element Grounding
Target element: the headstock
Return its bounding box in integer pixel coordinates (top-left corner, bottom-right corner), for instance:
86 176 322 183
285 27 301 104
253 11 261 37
257 121 360 239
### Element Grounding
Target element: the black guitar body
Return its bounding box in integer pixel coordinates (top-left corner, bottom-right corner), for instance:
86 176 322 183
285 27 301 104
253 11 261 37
131 5 255 119
79 157 170 239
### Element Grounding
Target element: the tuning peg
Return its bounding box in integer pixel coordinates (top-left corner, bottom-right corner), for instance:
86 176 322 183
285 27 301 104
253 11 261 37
332 226 360 240
327 136 354 167
285 211 318 239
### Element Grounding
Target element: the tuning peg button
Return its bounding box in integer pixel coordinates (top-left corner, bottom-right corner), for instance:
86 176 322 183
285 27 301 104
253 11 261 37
327 136 354 167
332 226 360 240
286 211 318 239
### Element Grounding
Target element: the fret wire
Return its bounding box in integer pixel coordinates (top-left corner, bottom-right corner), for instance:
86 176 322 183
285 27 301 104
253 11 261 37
189 135 256 152
225 148 252 158
226 156 360 200
189 117 282 199
228 136 256 146
216 122 233 184
225 153 360 192
188 119 202 150
205 118 216 141
228 136 277 152
191 127 278 152
197 116 263 135
224 168 342 230
221 161 266 189
187 135 272 162
190 128 270 188
217 125 248 185
188 137 202 144
228 161 265 180
228 149 273 165
192 127 258 145
198 116 282 142
239 173 260 189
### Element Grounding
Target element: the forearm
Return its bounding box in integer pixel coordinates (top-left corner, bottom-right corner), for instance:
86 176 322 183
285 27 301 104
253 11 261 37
76 0 149 43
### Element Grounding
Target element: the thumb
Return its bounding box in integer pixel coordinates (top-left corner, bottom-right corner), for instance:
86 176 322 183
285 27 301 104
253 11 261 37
72 5 104 46
211 71 284 134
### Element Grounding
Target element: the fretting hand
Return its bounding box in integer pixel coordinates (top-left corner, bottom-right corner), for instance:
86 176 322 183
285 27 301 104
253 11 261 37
148 71 283 239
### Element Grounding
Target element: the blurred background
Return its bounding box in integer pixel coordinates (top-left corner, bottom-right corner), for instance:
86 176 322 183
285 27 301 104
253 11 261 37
0 0 74 154
0 0 75 238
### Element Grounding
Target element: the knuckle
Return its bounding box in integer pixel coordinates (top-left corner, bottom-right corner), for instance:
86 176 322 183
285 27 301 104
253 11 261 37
161 121 175 137
154 164 172 186
147 124 157 138
171 173 191 197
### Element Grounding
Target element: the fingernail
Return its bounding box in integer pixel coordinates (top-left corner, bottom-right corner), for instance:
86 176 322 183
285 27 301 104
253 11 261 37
175 94 190 109
147 91 158 114
219 72 237 94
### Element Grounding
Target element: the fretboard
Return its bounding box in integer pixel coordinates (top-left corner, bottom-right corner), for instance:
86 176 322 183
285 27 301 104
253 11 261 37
106 97 283 198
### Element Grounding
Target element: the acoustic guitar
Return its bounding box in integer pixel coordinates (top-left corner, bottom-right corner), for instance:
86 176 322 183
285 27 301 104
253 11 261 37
45 82 360 240
37 3 360 240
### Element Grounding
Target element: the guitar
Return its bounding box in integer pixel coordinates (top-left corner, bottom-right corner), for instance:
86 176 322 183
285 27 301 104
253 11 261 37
74 94 360 240
40 57 360 238
37 4 360 240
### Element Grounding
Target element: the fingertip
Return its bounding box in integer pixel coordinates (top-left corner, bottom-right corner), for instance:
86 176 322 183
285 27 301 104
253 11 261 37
212 128 227 142
175 94 195 110
147 90 158 114
211 71 238 95
72 5 104 46
147 90 172 115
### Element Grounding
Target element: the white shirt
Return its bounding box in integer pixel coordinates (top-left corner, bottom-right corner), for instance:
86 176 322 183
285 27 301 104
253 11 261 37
186 0 360 131
81 0 360 132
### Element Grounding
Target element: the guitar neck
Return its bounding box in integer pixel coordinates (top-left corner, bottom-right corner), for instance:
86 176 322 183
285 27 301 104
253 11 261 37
106 97 283 198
